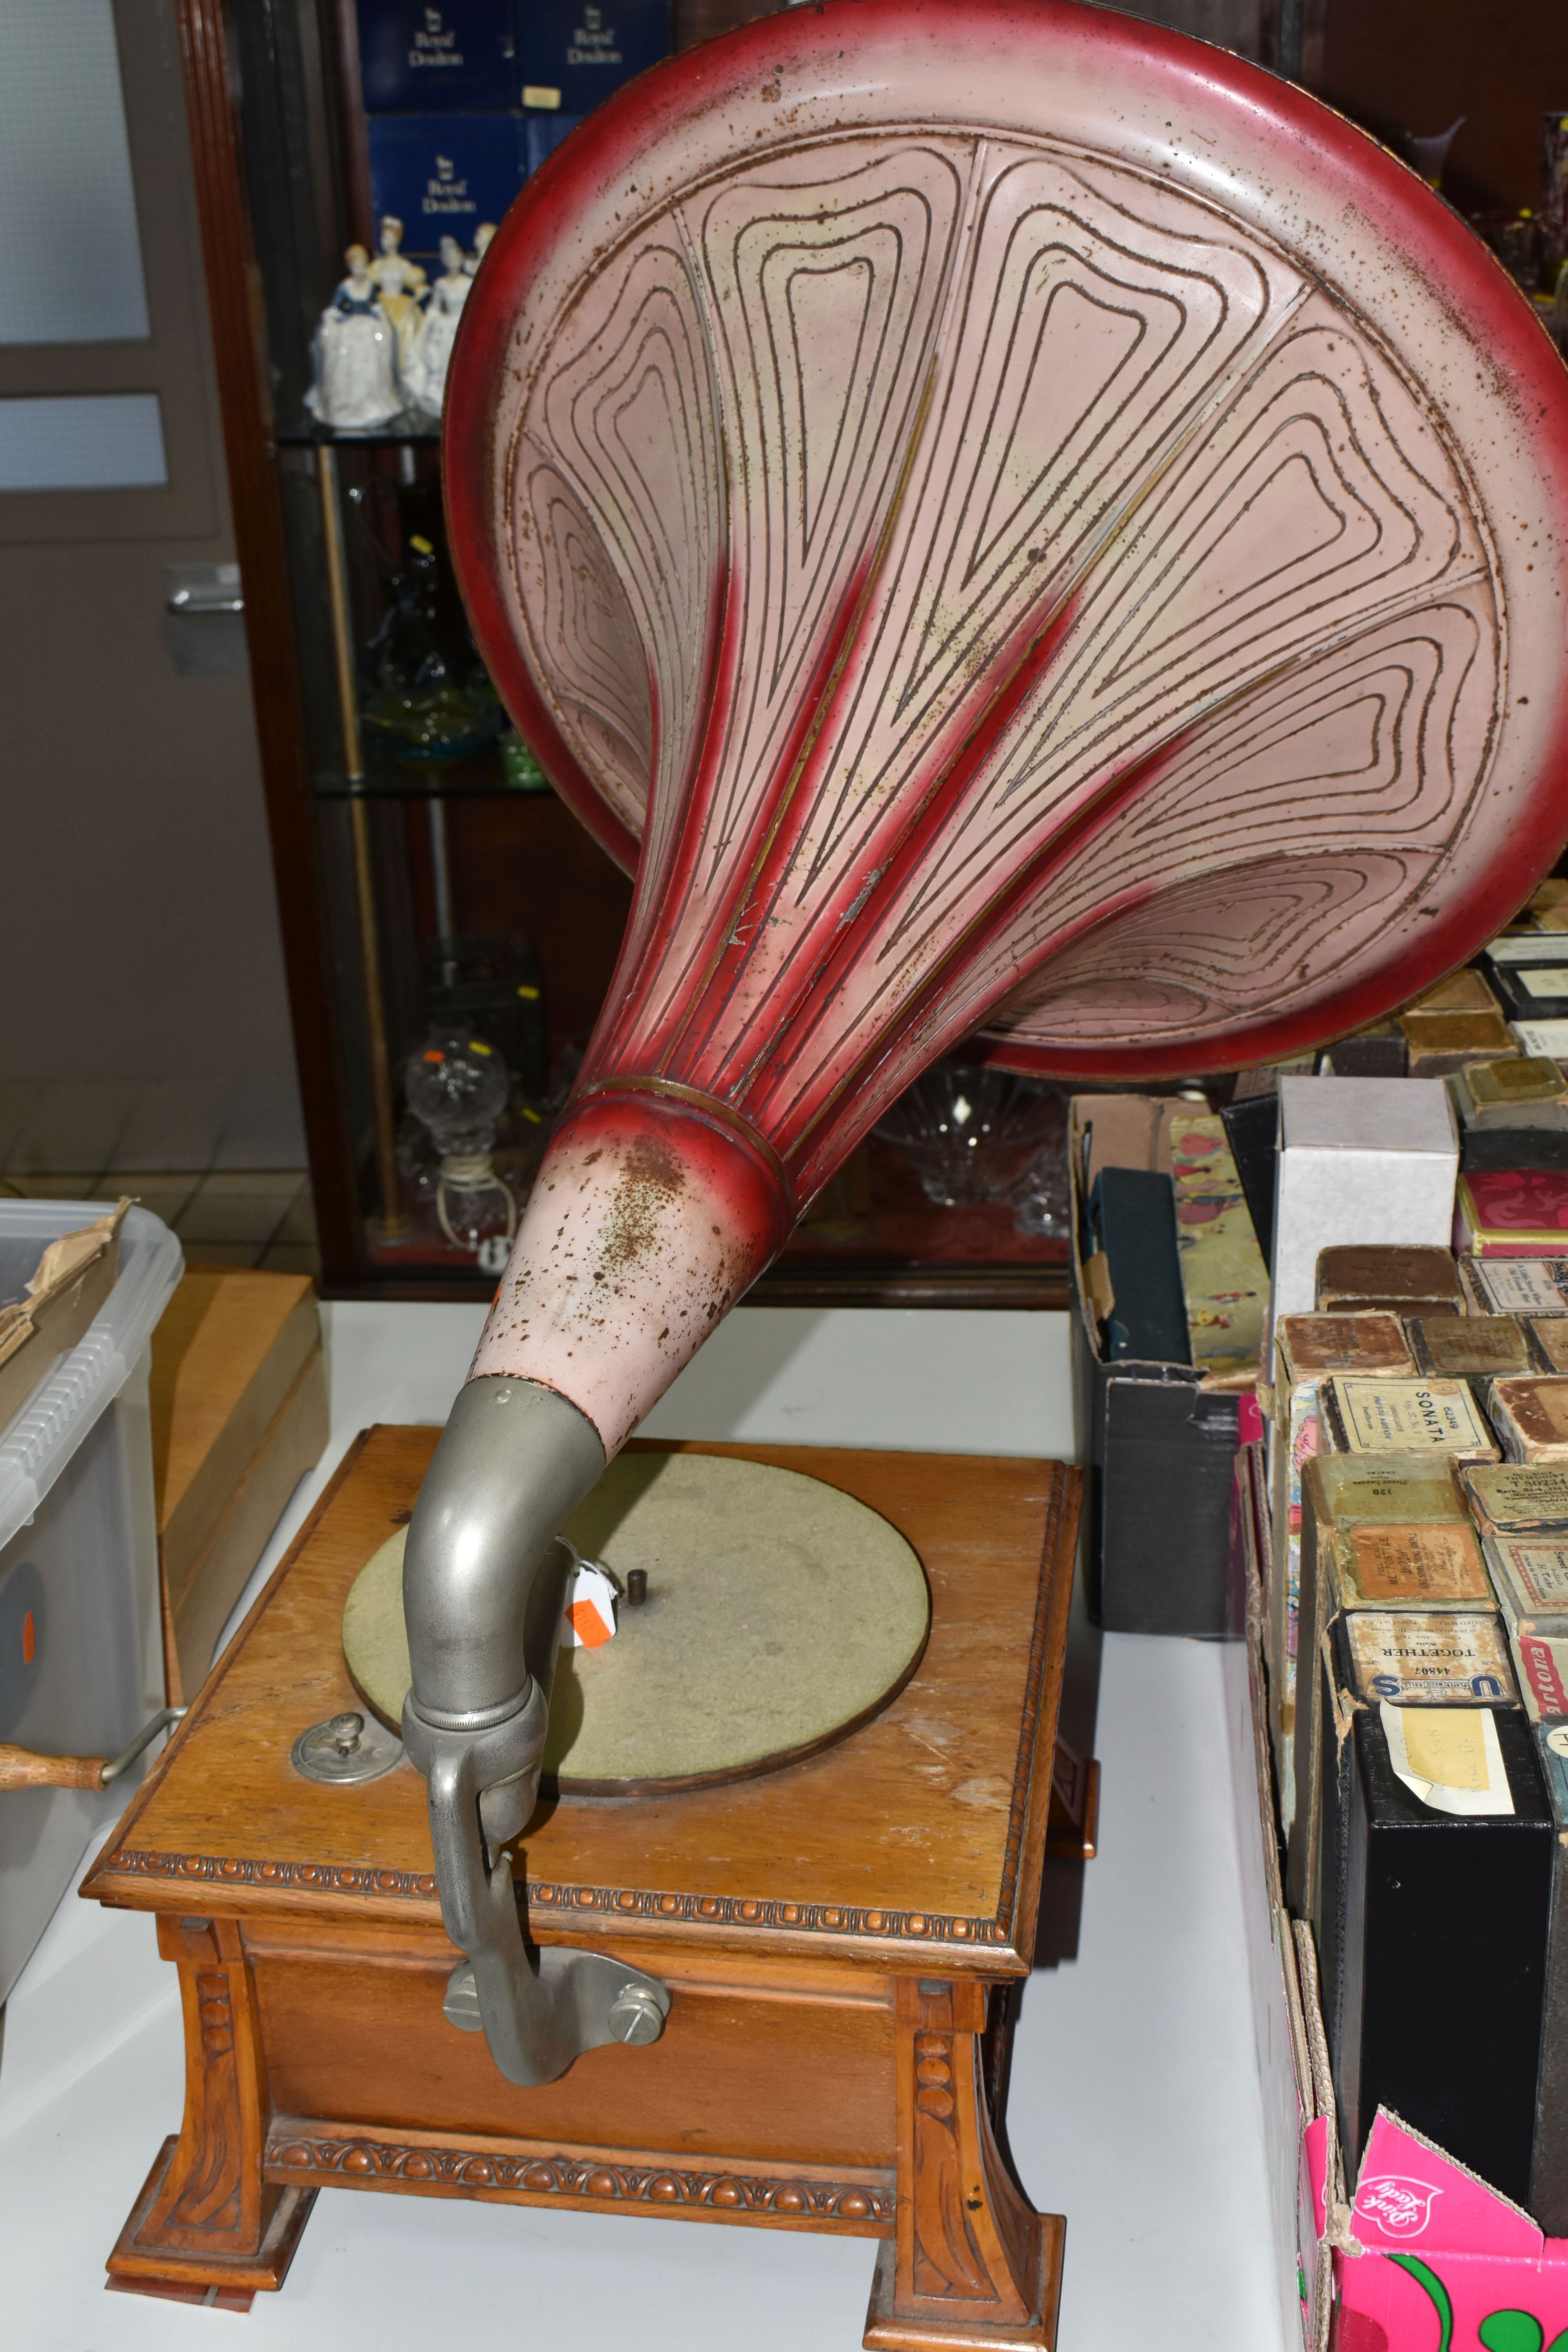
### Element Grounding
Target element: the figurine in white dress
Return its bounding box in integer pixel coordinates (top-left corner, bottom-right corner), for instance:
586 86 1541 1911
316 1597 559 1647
404 236 472 417
465 222 496 276
305 243 402 430
366 216 429 371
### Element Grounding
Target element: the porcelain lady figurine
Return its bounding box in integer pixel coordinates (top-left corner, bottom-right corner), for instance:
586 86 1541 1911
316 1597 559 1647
366 215 429 368
305 243 402 430
465 222 496 276
405 235 472 417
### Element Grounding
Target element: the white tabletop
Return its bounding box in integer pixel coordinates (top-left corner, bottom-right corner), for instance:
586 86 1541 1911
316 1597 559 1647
1 1303 1285 2352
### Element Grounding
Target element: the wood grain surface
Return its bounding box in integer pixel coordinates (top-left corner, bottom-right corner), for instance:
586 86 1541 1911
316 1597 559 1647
85 1431 1080 1976
151 1273 319 1578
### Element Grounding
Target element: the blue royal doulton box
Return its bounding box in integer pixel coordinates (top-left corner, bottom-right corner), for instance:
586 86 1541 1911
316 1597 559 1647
523 111 583 174
366 113 525 256
515 0 671 115
358 1 517 112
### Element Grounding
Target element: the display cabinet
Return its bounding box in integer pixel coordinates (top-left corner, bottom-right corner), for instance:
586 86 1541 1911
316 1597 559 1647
174 0 1090 1304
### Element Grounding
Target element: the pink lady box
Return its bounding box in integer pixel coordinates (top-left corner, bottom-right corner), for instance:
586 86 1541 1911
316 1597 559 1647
1305 2107 1568 2349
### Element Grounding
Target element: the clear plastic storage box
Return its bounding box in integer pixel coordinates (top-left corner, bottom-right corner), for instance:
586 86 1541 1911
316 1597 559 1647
0 1201 182 2004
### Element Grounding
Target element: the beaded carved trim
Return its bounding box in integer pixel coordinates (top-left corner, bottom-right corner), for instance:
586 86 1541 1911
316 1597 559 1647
267 2132 894 2223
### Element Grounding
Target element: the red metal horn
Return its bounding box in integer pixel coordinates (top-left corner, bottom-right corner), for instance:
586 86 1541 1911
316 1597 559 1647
446 0 1568 1450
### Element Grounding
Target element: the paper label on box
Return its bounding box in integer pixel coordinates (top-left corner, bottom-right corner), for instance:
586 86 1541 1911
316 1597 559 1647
1312 1454 1465 1525
1328 1377 1493 1457
1513 1633 1568 1720
1466 1462 1568 1528
1334 1521 1489 1606
1488 1535 1568 1615
1348 1611 1515 1704
1511 1019 1568 1058
1466 1258 1568 1314
1519 968 1568 996
1380 1700 1514 1813
1489 933 1568 964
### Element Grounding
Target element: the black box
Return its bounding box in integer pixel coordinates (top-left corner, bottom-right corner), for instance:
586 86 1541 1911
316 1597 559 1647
1318 1699 1551 2204
1531 1721 1568 2232
1069 1114 1242 1636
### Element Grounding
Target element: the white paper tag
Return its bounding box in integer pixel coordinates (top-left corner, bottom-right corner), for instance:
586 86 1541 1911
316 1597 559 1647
1379 1700 1514 1816
1510 1020 1568 1059
559 1560 618 1649
1490 935 1568 965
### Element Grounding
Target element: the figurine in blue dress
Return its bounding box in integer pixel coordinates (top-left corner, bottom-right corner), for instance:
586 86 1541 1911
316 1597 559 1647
307 243 403 430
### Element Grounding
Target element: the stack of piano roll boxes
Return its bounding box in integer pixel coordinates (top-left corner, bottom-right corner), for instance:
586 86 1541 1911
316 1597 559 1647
1267 1220 1568 2221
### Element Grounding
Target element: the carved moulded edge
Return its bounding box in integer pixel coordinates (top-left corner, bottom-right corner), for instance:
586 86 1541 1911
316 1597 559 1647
102 1846 1009 1944
102 1457 1067 1953
265 2132 895 2225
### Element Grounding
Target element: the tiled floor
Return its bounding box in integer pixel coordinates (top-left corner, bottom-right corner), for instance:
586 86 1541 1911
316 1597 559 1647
0 1076 306 1178
0 1168 320 1278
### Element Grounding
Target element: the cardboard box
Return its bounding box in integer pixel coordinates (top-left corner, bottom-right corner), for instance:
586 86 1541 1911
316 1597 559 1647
357 0 517 111
515 0 672 115
523 109 583 172
1287 1453 1470 1916
1410 968 1503 1017
1491 1376 1568 1464
1512 1018 1568 1060
1269 1315 1414 1823
1226 1451 1568 2349
1458 1168 1568 1254
1315 1241 1463 1315
1318 1374 1498 1463
1069 1096 1251 1636
1400 1007 1518 1077
1406 1311 1532 1382
150 1270 329 1702
0 1199 125 1436
366 113 524 261
1269 1080 1458 1360
1463 1256 1568 1314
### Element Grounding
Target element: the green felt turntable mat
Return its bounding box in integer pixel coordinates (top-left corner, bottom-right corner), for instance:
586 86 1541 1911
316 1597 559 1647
342 1452 931 1791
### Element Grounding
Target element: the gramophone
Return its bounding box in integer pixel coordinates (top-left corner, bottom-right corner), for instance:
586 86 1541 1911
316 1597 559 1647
82 2 1568 2342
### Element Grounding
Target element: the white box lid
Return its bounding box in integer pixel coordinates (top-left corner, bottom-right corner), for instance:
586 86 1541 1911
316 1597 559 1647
1278 1075 1457 1156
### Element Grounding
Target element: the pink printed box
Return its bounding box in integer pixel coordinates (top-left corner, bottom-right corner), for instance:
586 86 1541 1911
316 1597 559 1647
1303 2105 1568 2349
1225 1441 1568 2350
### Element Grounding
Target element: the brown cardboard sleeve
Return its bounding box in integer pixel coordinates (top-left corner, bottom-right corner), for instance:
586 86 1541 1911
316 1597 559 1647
151 1270 329 1700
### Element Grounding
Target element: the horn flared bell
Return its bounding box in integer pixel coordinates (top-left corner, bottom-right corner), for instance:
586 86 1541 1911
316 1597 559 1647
446 0 1568 1449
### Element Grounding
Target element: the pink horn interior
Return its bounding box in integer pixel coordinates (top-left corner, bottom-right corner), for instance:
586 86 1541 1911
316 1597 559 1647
445 0 1568 1450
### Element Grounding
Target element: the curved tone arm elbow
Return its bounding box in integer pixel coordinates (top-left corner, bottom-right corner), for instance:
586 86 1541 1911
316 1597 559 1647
399 1374 670 2084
